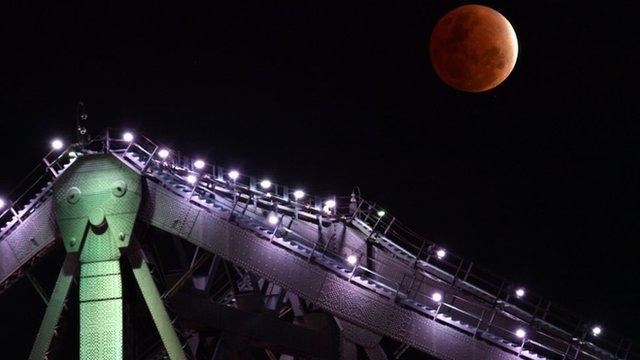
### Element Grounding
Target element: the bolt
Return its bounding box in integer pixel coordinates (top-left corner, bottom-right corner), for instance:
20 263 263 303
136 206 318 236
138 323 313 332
69 238 76 247
119 232 126 241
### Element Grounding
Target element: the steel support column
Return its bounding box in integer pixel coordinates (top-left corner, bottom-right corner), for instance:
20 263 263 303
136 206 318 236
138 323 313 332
30 254 78 360
128 242 187 360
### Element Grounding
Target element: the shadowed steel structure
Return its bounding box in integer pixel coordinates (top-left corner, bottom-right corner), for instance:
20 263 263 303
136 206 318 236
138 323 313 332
0 130 634 359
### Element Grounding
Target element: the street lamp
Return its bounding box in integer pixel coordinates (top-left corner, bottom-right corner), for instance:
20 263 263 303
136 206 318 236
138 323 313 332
51 139 64 150
158 149 169 159
193 159 205 170
260 179 272 189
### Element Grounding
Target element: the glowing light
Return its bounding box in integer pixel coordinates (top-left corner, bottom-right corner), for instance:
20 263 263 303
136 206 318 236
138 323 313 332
346 255 358 265
516 329 526 339
123 132 134 142
158 149 169 159
377 210 386 217
436 249 446 259
268 214 279 225
68 151 78 158
187 175 197 184
592 326 602 336
51 139 64 150
515 288 526 298
228 170 240 181
432 292 443 302
0 198 5 209
293 190 305 200
325 199 336 208
260 179 272 189
194 159 205 170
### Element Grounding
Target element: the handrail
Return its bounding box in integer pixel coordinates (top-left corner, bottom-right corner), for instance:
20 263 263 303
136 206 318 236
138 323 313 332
0 128 633 360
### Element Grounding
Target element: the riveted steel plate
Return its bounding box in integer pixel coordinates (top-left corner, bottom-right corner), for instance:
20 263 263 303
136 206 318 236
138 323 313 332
141 181 520 360
80 298 123 360
0 198 56 285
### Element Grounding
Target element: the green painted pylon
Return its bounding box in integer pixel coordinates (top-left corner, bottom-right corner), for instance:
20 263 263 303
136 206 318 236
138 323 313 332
30 154 186 360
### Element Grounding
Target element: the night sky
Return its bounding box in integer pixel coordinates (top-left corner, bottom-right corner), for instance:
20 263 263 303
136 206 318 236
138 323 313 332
1 0 639 353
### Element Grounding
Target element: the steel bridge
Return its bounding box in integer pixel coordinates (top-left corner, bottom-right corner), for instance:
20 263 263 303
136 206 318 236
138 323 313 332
0 130 634 359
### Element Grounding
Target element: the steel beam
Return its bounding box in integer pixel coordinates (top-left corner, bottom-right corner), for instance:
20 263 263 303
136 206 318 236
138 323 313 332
142 181 522 360
26 271 50 306
128 242 187 360
30 254 78 360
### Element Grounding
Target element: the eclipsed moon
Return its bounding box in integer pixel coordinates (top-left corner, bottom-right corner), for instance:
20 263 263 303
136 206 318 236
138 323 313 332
429 5 518 92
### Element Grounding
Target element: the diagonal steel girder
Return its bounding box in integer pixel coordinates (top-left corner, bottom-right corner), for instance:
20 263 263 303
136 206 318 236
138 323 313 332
141 179 523 360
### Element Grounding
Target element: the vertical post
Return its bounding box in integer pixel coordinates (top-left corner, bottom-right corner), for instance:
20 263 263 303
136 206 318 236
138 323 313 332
105 128 111 152
474 309 486 338
79 260 124 360
393 275 405 302
433 301 443 319
43 158 59 178
308 215 322 262
517 338 526 357
383 216 396 235
541 301 552 320
452 260 465 285
485 308 498 333
142 145 159 172
10 206 22 224
463 262 474 281
348 262 359 282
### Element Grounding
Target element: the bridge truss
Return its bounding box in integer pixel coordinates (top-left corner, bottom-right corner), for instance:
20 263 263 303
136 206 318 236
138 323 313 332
0 129 633 359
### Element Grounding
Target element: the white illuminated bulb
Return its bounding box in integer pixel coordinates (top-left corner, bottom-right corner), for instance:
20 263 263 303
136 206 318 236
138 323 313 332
228 170 240 181
123 132 134 142
0 198 5 209
158 149 169 159
346 255 358 265
592 326 602 336
260 179 272 189
293 190 305 200
516 329 527 339
51 139 64 150
436 249 446 259
194 160 205 170
377 210 386 217
186 175 197 184
432 292 443 303
268 214 279 225
515 288 526 298
325 199 336 208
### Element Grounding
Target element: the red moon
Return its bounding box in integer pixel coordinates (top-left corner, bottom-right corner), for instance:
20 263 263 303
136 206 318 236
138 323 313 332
429 5 518 92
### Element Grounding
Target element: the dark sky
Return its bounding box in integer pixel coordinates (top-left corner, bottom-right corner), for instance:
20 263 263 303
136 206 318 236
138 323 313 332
1 0 639 350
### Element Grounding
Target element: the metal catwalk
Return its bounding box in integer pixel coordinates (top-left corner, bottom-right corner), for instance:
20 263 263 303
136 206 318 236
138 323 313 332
0 130 633 359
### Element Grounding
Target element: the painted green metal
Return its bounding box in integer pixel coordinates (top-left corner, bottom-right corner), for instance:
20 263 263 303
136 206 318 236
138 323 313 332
30 154 186 359
129 243 187 360
29 254 78 360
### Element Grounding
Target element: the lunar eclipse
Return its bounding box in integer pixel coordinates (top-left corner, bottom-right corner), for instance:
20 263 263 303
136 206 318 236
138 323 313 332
430 5 518 92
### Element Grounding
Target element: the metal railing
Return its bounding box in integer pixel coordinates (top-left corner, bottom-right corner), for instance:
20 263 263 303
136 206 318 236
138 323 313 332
0 128 634 359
